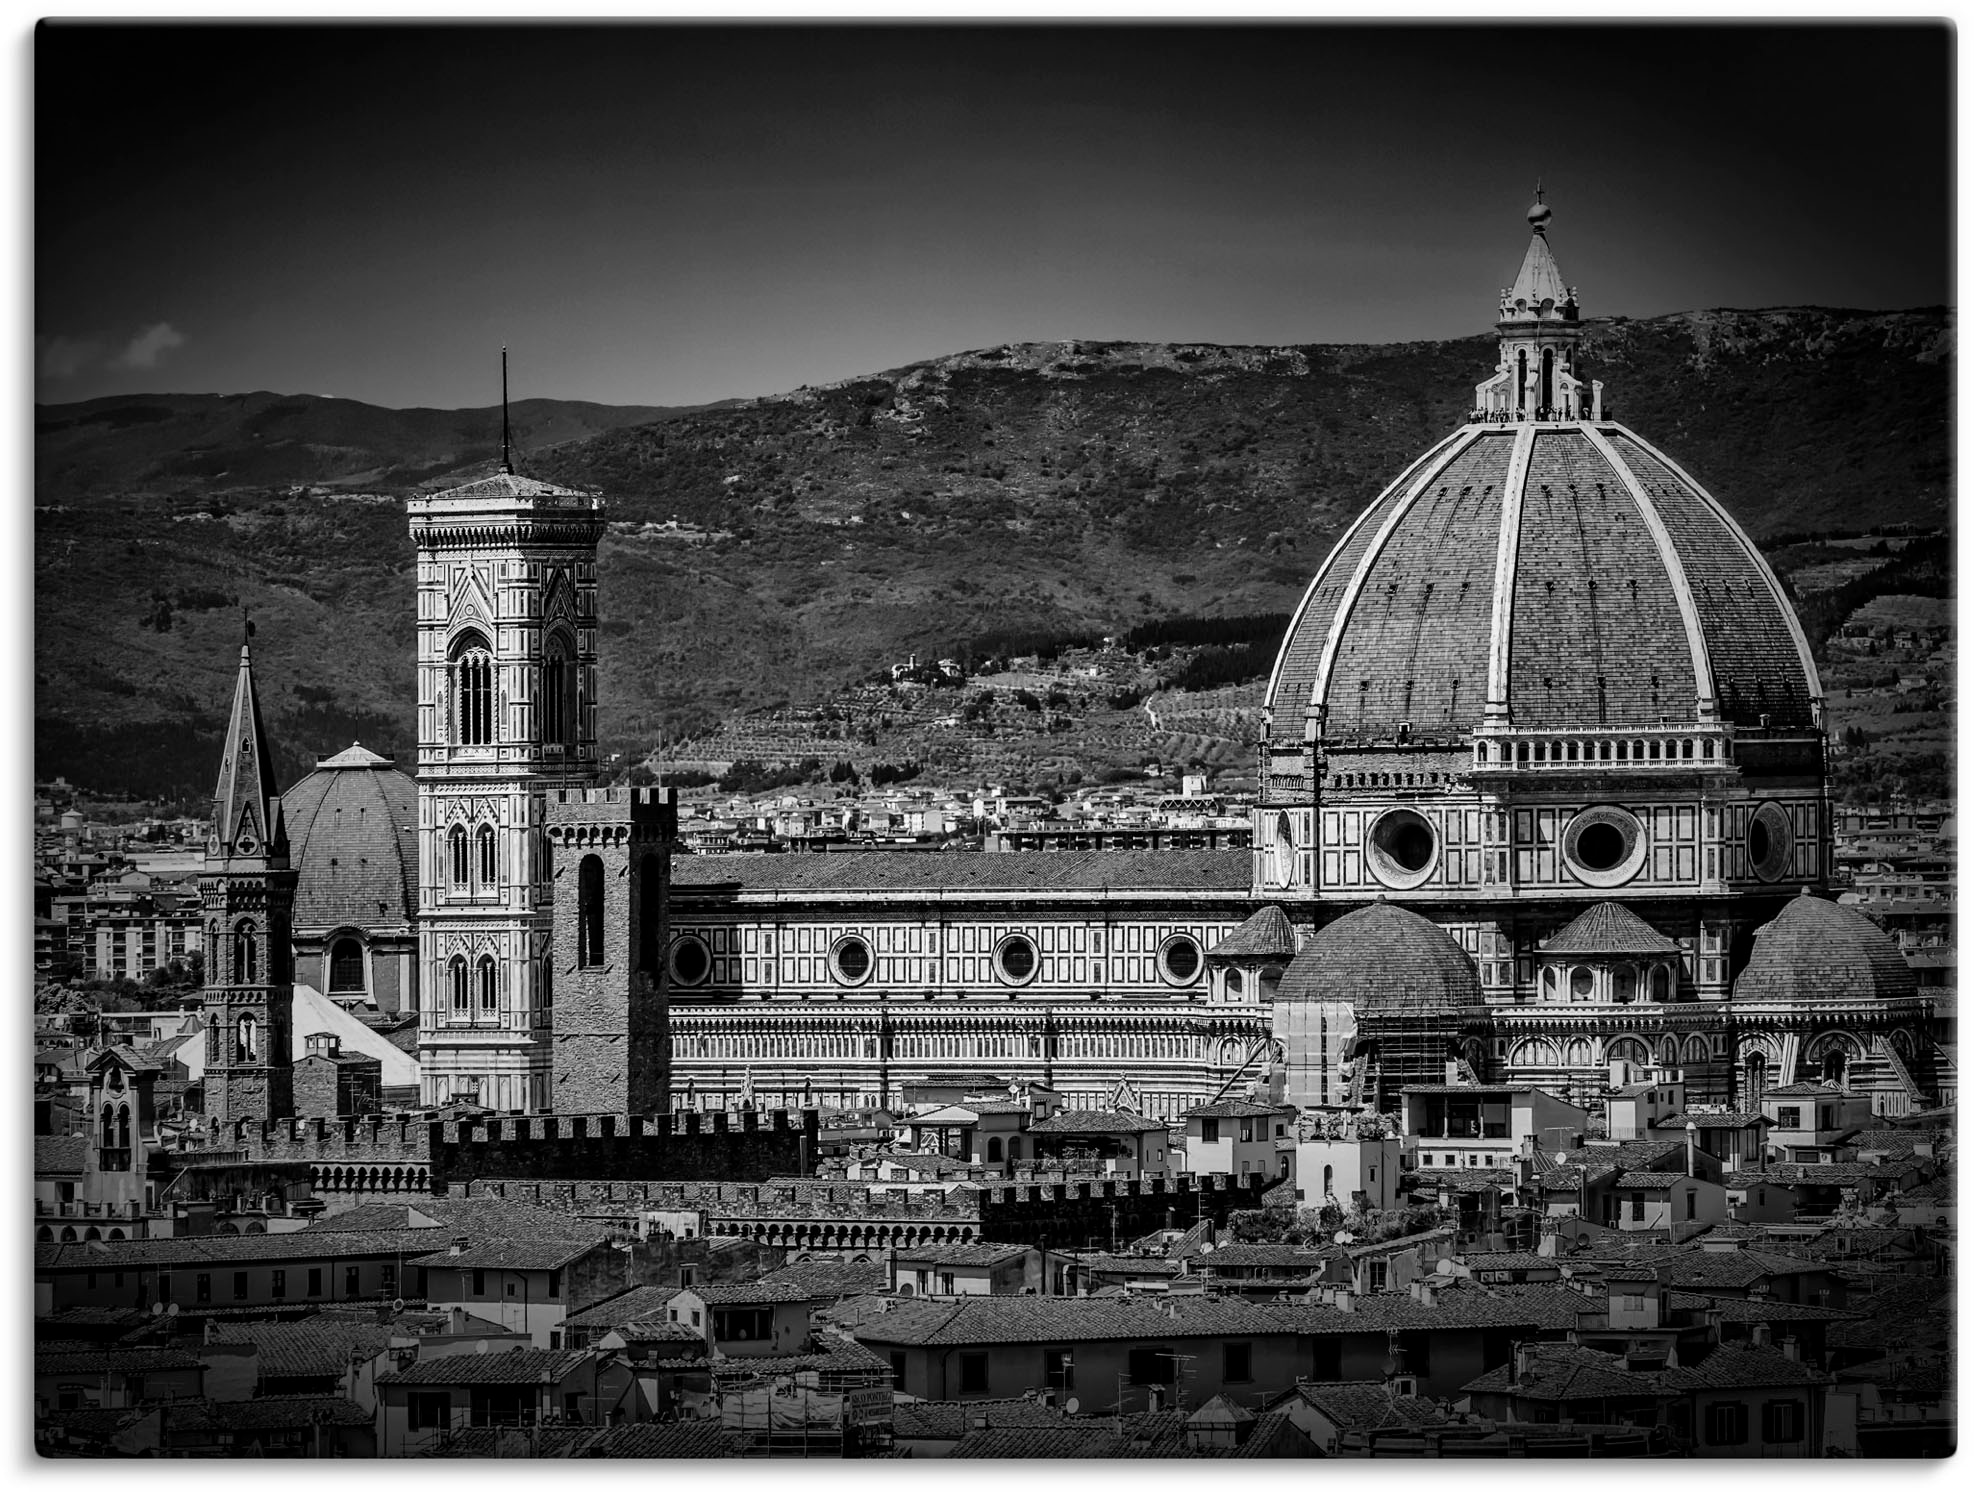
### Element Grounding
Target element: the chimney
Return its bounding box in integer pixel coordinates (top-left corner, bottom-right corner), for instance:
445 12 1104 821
1445 1060 1462 1085
449 1236 468 1256
1686 1121 1698 1179
1512 1342 1534 1384
1751 1323 1772 1349
1609 1058 1629 1089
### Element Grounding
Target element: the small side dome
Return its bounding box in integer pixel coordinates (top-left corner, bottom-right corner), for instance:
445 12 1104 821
1735 892 1917 1004
280 742 418 931
1274 902 1480 1017
1206 905 1298 961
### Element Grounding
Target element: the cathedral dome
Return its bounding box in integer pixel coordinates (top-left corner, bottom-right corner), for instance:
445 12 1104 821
279 742 418 932
1264 203 1821 754
1735 891 1917 1005
1265 421 1822 748
1274 901 1480 1017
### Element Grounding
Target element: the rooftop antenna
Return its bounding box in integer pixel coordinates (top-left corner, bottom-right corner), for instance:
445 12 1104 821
500 346 513 475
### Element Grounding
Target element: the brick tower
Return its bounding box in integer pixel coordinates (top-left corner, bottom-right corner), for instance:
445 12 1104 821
544 786 678 1113
199 641 297 1125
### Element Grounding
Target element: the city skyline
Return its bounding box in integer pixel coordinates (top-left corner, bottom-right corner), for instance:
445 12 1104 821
36 20 1952 411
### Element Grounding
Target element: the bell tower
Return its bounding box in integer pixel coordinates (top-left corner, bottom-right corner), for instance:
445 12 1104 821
199 639 296 1125
408 467 606 1113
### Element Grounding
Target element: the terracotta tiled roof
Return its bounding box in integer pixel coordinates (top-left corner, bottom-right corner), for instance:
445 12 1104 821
206 1320 391 1378
561 1285 683 1332
1029 1108 1169 1135
408 1236 605 1271
377 1348 589 1386
1662 1341 1828 1390
1205 905 1298 960
893 1397 1068 1439
1286 1380 1449 1431
35 1343 202 1374
1462 1342 1675 1402
671 849 1252 896
36 1232 439 1270
1541 902 1682 956
1736 894 1918 1004
35 1135 85 1173
1181 1099 1293 1119
892 1242 1030 1268
1278 903 1481 1016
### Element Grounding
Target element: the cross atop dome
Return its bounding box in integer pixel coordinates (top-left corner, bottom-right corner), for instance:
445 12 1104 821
1473 194 1601 423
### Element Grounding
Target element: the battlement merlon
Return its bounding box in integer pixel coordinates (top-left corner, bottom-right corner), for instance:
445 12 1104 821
544 785 679 839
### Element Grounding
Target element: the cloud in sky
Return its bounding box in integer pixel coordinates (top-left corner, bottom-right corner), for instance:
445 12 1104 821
112 321 186 370
37 334 102 380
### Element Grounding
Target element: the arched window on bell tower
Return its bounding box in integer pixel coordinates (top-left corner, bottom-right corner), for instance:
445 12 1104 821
449 825 469 888
477 824 498 889
542 638 574 747
448 956 469 1014
478 955 498 1014
234 921 259 984
452 634 496 746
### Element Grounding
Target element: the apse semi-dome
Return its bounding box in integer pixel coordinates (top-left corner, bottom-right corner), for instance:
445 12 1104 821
1274 901 1480 1017
1735 891 1918 1005
279 742 418 930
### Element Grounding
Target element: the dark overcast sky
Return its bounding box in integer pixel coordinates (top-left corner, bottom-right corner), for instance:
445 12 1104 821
35 21 1953 410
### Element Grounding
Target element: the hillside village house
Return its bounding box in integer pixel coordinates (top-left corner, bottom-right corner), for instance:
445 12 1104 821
1400 1080 1590 1171
1179 1099 1294 1182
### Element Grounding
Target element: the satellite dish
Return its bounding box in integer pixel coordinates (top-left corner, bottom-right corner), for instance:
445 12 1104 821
150 1302 165 1316
1435 1260 1455 1276
391 1298 406 1314
1335 1231 1356 1245
1199 1242 1215 1254
1064 1397 1080 1416
167 1303 181 1317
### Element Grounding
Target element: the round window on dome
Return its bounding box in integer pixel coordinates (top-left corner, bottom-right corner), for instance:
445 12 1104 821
1158 934 1202 986
1366 808 1438 890
1562 806 1648 888
830 934 874 986
1747 801 1795 883
995 934 1039 986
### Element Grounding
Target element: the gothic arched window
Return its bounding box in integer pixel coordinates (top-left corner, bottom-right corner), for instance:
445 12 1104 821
477 824 498 888
449 956 469 1014
449 825 469 888
236 1012 259 1063
478 955 498 1013
234 922 259 985
578 855 605 968
542 643 574 747
328 937 365 994
453 637 496 746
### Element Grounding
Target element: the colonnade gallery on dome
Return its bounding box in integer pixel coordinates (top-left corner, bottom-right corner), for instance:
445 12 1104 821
201 200 1942 1124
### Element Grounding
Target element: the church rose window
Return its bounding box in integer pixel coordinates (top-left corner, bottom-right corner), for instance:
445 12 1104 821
830 935 873 986
1561 805 1648 888
1157 934 1202 986
668 934 712 988
1366 808 1438 890
1746 801 1795 882
328 937 365 993
995 934 1039 985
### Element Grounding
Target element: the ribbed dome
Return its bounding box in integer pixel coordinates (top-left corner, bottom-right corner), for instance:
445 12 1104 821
1206 904 1299 960
1265 421 1822 747
279 743 418 932
1274 901 1480 1017
1736 892 1917 1005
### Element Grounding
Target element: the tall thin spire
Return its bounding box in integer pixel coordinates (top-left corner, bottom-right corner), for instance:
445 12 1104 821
211 636 287 864
501 345 513 476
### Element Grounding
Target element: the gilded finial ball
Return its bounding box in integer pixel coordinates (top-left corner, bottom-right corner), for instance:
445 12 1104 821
1528 199 1553 231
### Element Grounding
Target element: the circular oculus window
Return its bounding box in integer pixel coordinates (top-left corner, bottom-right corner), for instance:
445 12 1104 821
1365 808 1439 890
830 934 874 986
1158 934 1203 986
994 933 1039 985
666 934 712 988
1746 801 1795 883
1562 805 1648 888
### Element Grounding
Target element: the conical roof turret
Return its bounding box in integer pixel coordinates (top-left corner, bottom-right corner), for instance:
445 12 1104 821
210 642 288 865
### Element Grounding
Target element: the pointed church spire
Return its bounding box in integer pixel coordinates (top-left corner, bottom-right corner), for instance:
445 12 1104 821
211 637 288 864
